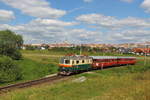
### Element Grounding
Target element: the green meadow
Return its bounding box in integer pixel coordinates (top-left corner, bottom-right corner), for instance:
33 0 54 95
0 50 150 100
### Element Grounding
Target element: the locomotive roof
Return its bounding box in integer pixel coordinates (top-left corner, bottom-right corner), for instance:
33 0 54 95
90 56 136 59
62 55 92 60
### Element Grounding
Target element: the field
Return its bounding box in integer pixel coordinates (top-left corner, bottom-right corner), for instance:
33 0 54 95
0 50 150 100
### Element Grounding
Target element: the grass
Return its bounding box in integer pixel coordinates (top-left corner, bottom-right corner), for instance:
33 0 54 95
0 50 60 86
16 58 57 80
0 50 150 100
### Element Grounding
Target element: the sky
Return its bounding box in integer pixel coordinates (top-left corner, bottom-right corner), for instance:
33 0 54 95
0 0 150 44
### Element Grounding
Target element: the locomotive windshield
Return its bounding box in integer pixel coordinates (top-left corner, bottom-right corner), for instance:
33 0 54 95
64 60 70 64
59 58 64 64
59 58 70 64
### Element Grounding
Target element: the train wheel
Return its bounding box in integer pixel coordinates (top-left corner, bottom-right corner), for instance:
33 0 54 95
57 73 61 76
66 72 72 76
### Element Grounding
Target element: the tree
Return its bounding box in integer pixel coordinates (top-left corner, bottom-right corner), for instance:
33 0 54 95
0 30 23 60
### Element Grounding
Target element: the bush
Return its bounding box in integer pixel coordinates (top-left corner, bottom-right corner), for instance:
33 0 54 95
0 56 22 83
10 50 22 60
25 45 39 50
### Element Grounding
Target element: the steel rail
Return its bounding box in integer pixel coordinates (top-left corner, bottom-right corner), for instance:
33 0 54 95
0 75 65 94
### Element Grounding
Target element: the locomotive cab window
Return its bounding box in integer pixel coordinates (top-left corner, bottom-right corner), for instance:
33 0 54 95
90 59 92 62
64 60 70 64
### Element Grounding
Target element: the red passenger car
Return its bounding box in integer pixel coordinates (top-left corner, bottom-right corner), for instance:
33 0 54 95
91 56 136 69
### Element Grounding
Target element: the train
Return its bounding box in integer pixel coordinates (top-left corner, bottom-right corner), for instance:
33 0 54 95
58 55 136 75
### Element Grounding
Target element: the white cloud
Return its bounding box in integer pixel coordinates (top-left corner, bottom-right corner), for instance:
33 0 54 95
83 0 93 3
109 29 150 43
76 14 117 29
0 0 66 18
76 13 150 43
76 14 150 29
0 10 15 22
120 0 134 3
141 0 150 13
28 18 78 27
69 29 103 43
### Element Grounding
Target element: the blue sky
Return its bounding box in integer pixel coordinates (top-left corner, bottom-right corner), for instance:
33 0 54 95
0 0 150 44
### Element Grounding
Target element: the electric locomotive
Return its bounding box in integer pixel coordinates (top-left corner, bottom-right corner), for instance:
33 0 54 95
58 55 93 75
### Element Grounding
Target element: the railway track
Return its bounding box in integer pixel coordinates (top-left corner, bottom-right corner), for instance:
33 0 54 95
0 75 66 94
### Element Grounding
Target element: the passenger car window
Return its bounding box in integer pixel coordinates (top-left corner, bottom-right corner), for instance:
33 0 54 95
76 60 79 64
82 60 85 63
72 61 74 64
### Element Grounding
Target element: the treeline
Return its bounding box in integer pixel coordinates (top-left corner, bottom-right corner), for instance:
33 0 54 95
26 45 118 53
0 30 23 83
61 46 117 53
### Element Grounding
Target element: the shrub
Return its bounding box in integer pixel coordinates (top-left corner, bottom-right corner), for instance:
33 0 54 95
10 50 22 60
0 56 22 83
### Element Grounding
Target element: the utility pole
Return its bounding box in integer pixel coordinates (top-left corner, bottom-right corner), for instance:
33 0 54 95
144 42 147 66
80 44 82 55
